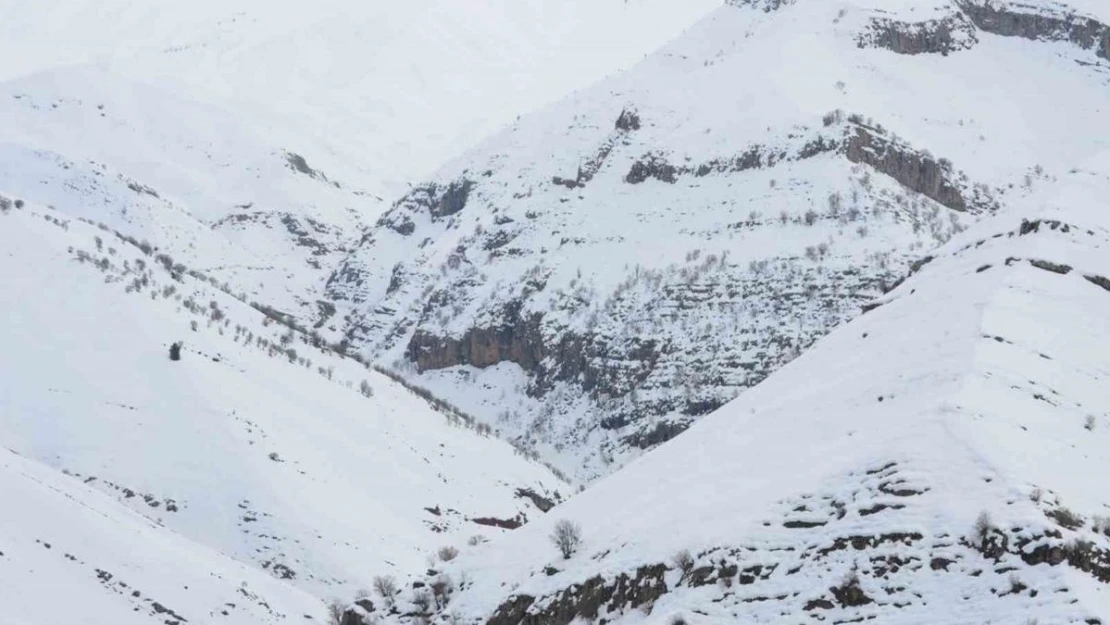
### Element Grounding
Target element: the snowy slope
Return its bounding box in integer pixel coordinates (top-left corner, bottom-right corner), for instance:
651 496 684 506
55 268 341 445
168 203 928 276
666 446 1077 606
0 447 324 625
0 0 721 322
0 0 722 186
344 154 1110 625
0 195 565 614
326 0 1110 481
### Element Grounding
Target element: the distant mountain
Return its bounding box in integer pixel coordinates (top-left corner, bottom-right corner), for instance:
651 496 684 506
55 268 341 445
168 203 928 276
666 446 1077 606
0 0 720 320
335 151 1110 625
324 0 1110 480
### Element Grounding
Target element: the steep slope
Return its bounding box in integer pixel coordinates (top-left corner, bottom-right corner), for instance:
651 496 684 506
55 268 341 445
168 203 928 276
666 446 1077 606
337 155 1110 625
0 194 565 613
0 447 324 625
0 0 722 186
326 0 1110 481
0 0 722 320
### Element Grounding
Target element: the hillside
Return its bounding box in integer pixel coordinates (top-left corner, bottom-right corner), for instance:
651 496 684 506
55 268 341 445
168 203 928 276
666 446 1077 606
335 154 1110 625
0 0 722 320
324 0 1110 481
0 194 565 621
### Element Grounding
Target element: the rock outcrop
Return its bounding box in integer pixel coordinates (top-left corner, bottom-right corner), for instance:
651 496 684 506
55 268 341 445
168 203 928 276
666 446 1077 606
858 12 979 55
958 0 1110 61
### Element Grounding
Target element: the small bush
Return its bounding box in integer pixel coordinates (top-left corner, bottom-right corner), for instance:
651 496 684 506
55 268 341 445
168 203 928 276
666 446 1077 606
551 519 582 559
437 546 460 562
169 342 183 361
430 574 454 609
411 590 432 613
1048 506 1083 530
467 535 488 547
974 511 994 541
373 575 398 607
326 599 346 625
671 549 695 583
359 379 374 398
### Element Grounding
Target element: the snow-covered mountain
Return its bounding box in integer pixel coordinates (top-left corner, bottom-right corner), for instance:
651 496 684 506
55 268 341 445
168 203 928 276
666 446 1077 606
0 195 565 622
325 0 1110 481
4 0 1110 622
334 152 1110 625
0 0 721 318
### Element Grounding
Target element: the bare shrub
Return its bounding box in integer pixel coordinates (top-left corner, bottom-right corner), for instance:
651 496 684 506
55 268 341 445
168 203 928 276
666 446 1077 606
671 549 695 584
1048 506 1083 530
974 511 994 542
326 599 346 625
550 519 582 559
412 590 432 613
437 546 460 562
373 575 398 607
430 574 454 609
467 535 488 547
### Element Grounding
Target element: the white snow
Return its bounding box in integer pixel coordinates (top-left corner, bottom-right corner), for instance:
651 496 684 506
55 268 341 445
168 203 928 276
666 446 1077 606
0 198 565 619
395 155 1110 625
329 0 1110 480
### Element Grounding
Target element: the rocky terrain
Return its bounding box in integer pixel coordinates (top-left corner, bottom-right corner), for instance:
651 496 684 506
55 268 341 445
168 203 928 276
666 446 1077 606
323 0 1110 481
334 152 1110 625
3 0 1110 623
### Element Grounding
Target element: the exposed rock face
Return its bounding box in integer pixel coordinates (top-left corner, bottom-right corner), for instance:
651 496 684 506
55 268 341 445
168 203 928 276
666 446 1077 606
407 302 547 373
845 124 982 212
623 122 990 214
380 179 475 235
860 1 1110 61
726 0 794 12
487 564 668 625
858 13 978 55
515 488 557 512
614 108 641 132
958 0 1110 61
340 599 376 625
625 152 678 184
404 260 896 454
627 137 841 185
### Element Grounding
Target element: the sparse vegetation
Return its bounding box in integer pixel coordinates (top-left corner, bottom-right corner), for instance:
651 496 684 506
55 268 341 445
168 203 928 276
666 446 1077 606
430 574 454 609
974 510 994 542
326 599 346 625
359 379 374 398
550 519 582 559
373 575 398 608
671 549 695 584
437 546 460 562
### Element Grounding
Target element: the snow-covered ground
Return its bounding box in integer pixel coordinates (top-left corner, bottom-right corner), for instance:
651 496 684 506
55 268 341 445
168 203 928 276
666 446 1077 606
0 196 565 620
0 0 721 187
326 0 1110 481
0 0 721 321
359 153 1110 625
